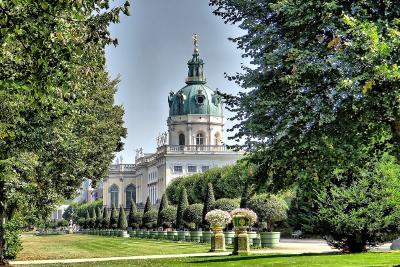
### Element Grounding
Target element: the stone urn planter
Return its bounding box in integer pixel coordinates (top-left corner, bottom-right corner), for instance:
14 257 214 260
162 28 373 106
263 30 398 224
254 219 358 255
231 209 257 256
190 230 203 242
260 232 280 248
224 231 235 246
202 231 212 243
177 231 187 241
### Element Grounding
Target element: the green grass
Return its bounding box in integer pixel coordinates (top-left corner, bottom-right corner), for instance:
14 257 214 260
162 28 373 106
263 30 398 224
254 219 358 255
16 234 209 260
14 252 400 267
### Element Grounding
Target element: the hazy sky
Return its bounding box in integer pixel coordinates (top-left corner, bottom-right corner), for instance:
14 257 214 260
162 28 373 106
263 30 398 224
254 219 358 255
105 0 247 163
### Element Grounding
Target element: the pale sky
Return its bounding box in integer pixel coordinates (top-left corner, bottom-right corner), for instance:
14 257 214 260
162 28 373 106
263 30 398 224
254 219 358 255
105 0 247 163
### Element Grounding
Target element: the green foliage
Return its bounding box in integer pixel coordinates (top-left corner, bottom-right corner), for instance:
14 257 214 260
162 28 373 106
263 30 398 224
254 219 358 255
315 155 400 252
0 0 129 261
248 194 288 231
117 206 128 230
158 206 177 229
85 210 90 229
110 205 118 230
202 183 215 227
128 200 137 228
102 208 110 229
62 205 77 222
183 204 204 230
57 219 69 228
95 207 103 229
166 163 248 205
4 216 22 260
176 188 189 230
142 210 157 230
211 198 240 212
90 208 97 229
143 197 151 214
157 194 169 227
132 212 143 230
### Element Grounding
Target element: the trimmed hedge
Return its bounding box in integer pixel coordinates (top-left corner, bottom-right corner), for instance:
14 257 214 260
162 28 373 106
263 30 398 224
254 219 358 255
211 198 240 211
166 162 248 205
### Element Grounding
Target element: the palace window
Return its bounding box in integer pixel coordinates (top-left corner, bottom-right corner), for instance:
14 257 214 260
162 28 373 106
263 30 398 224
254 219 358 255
109 184 119 208
179 133 185 146
215 132 221 145
196 133 204 145
174 166 183 173
125 184 136 208
188 165 197 173
201 166 210 173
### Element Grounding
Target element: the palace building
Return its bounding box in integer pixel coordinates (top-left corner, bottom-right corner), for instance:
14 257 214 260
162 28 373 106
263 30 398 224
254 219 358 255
102 38 243 209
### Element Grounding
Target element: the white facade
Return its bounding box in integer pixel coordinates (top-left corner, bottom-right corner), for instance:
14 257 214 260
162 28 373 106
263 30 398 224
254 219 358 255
103 44 243 208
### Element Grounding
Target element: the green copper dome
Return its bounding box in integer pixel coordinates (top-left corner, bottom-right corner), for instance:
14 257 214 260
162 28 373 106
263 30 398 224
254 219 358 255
168 49 223 116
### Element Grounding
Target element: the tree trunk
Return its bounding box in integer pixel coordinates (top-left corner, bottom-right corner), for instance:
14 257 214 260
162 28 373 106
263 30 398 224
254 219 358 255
0 197 8 266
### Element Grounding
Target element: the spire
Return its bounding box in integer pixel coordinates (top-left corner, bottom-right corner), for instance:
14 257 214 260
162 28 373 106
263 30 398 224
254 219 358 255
186 34 206 85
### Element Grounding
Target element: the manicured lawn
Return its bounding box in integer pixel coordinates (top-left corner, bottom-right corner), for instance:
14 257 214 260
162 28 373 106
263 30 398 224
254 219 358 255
17 234 209 260
14 252 400 267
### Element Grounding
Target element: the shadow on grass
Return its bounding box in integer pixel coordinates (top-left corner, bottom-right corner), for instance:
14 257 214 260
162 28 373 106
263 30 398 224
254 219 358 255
188 251 372 264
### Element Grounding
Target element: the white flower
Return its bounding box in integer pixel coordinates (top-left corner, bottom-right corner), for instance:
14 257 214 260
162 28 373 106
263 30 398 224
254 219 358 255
205 209 232 225
231 208 258 223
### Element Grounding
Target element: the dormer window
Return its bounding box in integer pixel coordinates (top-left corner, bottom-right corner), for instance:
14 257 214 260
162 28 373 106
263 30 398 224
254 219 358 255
196 90 205 105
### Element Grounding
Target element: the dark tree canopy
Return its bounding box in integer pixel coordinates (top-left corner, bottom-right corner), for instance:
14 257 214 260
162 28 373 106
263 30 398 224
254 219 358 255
0 0 129 262
210 0 400 190
210 0 400 252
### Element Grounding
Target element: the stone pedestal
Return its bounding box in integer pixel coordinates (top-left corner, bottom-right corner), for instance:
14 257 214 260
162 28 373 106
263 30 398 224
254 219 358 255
233 227 250 255
210 227 225 252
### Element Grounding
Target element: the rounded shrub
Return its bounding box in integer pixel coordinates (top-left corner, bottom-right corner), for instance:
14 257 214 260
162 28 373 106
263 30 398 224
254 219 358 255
248 194 288 231
142 209 157 229
158 206 177 229
183 204 204 230
211 198 240 211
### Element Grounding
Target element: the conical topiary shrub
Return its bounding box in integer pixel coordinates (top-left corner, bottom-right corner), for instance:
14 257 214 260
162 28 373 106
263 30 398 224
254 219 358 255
102 207 110 229
157 193 169 228
110 204 118 229
118 206 128 230
176 188 189 230
202 183 215 228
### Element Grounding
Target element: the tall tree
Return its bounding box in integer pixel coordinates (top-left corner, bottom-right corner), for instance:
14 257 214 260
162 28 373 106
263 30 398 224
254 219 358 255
210 0 400 252
202 183 215 228
157 194 169 228
0 0 130 263
176 188 189 230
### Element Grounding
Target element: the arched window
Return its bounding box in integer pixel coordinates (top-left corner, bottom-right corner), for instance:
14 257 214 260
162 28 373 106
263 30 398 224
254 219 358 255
125 184 136 208
179 133 185 146
109 184 119 208
196 133 204 145
214 132 221 145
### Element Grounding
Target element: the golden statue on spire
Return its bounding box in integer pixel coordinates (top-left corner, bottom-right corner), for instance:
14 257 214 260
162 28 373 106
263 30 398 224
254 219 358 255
192 33 199 53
